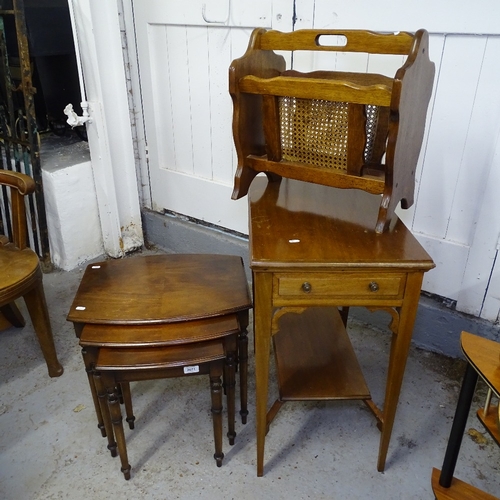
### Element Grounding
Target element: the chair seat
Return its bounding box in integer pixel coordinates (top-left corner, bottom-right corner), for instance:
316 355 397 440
0 246 41 304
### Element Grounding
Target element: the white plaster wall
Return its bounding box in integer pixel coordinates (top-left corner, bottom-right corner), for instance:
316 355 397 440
42 161 103 271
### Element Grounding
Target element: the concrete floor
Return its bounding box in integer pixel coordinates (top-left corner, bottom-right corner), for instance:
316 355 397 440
1 252 499 499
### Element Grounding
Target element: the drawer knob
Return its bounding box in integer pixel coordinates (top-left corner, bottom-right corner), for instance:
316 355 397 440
301 282 312 293
369 281 379 292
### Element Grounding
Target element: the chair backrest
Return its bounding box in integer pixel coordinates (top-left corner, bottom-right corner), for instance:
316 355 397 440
0 169 35 249
229 28 435 233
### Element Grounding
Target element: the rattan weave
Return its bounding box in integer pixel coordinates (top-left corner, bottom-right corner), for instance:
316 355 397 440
279 96 380 170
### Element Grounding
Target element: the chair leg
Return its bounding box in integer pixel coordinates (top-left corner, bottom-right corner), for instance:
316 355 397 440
238 327 249 425
1 301 25 327
210 363 224 467
93 370 118 457
104 379 131 480
23 280 63 377
120 382 135 429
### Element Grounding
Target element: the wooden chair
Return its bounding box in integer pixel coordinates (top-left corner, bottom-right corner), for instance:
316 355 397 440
432 332 500 499
95 338 231 480
0 169 63 377
229 28 435 233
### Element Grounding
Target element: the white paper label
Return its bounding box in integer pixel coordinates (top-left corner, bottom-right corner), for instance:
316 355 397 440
184 365 200 374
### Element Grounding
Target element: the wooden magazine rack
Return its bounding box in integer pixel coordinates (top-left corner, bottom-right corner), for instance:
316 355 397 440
229 28 435 233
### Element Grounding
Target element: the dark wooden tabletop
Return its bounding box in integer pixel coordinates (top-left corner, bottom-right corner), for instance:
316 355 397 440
67 254 251 325
249 177 435 271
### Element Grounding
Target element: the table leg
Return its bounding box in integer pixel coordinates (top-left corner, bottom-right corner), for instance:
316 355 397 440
120 382 135 429
253 272 273 477
81 346 107 437
439 363 478 488
93 369 118 457
377 272 422 472
102 373 131 480
210 362 224 467
224 337 237 446
238 310 249 425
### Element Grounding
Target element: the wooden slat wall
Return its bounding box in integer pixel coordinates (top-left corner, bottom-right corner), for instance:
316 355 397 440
148 24 250 183
136 0 500 320
410 34 500 319
296 0 500 320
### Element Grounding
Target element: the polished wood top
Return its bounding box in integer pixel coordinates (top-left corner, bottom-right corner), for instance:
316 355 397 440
431 467 499 500
67 254 251 325
0 245 41 297
461 332 500 395
249 177 435 271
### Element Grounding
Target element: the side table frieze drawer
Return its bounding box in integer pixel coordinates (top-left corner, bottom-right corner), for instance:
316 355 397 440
274 272 406 306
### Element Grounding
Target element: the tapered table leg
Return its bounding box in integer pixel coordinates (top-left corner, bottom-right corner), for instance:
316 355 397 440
377 273 423 472
253 272 273 477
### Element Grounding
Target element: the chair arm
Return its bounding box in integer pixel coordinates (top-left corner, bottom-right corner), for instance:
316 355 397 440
0 169 36 195
0 169 35 249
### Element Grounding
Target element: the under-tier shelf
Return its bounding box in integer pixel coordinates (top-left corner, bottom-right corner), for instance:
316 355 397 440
272 307 370 402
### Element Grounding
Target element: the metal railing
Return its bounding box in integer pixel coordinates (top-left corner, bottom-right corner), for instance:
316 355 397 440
0 0 50 267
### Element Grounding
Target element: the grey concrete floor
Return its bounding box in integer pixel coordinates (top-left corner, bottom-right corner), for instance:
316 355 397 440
1 252 499 499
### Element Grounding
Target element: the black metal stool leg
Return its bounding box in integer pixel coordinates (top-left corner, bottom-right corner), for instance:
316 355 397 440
439 363 478 488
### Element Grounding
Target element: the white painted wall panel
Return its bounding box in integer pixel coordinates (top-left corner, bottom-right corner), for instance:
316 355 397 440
417 235 469 300
479 182 500 321
137 0 272 28
208 28 237 183
312 1 500 34
134 0 291 232
147 26 176 173
187 27 212 180
412 36 487 240
166 26 194 175
446 37 500 245
458 127 500 319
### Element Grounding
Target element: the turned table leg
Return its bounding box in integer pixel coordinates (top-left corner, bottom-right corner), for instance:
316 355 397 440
104 377 131 481
238 310 249 425
253 272 273 477
210 362 224 467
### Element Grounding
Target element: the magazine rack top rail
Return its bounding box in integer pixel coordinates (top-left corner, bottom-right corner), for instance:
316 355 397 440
229 28 435 233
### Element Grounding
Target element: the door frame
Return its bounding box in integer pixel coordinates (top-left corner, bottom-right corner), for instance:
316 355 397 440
69 0 144 257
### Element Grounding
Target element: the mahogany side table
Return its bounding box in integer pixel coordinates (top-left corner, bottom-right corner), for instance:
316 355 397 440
248 177 435 476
